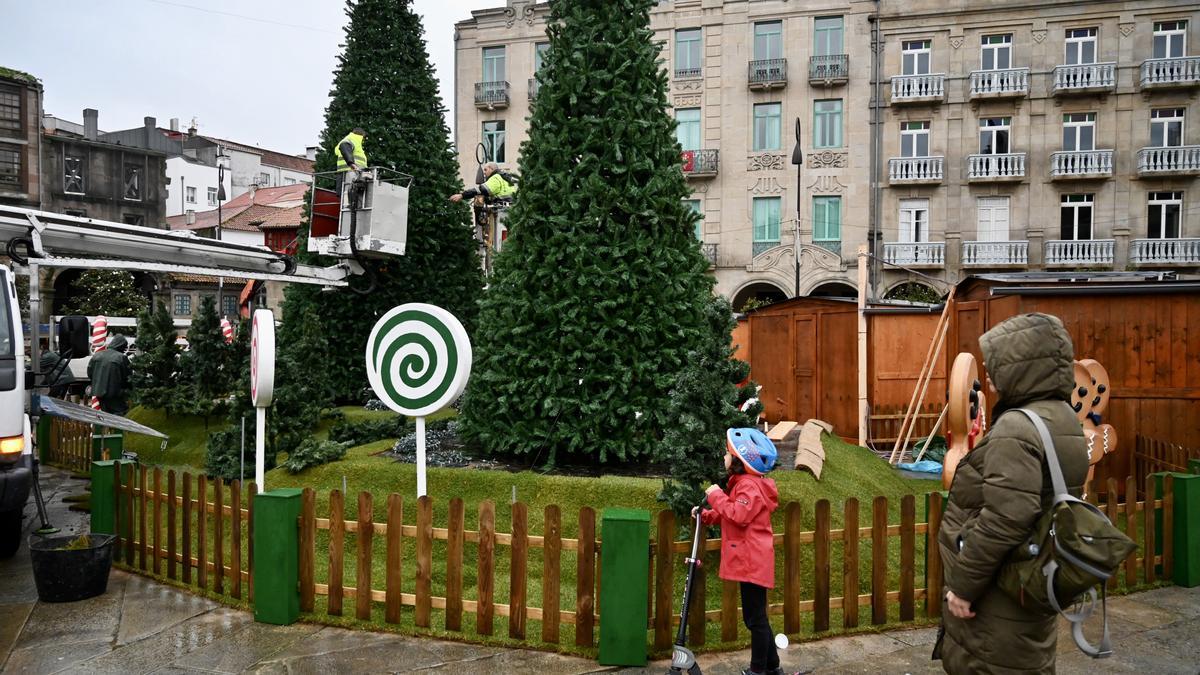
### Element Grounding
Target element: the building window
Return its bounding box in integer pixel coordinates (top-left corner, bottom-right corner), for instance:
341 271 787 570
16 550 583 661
981 34 1012 70
174 294 191 316
979 117 1011 154
1153 21 1187 59
976 197 1011 241
63 209 86 218
753 103 782 151
901 121 930 157
0 147 18 188
1065 28 1098 65
284 177 297 185
0 85 19 136
752 197 781 254
257 172 270 186
482 46 506 82
1148 191 1183 239
123 163 142 201
676 108 701 151
122 213 144 226
753 21 783 61
63 153 85 194
902 40 932 75
482 120 505 162
1063 112 1096 151
207 187 218 205
813 100 842 149
1060 194 1094 240
675 28 702 77
684 199 702 239
1151 108 1184 147
813 196 841 244
814 17 844 57
186 186 197 204
265 229 297 254
899 199 929 243
221 295 238 318
534 42 550 72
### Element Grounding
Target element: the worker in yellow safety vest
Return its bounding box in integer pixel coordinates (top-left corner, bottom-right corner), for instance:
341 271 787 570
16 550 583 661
448 162 516 203
334 127 368 195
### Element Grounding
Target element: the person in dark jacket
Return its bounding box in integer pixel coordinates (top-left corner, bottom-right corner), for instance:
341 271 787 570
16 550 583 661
937 313 1089 674
38 351 75 398
87 334 133 416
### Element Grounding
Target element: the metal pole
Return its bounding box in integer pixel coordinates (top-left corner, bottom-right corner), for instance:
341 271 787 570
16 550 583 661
857 246 869 447
791 118 804 298
415 415 427 497
240 415 246 483
29 262 40 385
255 406 266 493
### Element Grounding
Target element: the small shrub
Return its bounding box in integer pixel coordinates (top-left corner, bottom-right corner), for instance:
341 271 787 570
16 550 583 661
328 416 409 447
283 438 349 474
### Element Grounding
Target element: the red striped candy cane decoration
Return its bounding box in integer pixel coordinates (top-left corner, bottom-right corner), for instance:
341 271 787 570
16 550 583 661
91 315 108 353
220 318 234 344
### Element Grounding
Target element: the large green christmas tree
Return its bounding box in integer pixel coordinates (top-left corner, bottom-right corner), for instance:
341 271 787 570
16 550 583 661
59 270 146 317
130 301 178 410
277 0 483 404
460 0 718 465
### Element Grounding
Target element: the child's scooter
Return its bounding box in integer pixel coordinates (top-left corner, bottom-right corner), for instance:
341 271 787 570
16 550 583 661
669 508 705 675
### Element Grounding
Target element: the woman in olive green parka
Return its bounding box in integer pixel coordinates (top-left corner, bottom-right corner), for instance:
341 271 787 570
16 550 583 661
937 313 1090 674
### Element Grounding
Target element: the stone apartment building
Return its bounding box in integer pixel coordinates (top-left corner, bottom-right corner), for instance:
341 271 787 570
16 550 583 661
0 67 43 209
455 0 1200 307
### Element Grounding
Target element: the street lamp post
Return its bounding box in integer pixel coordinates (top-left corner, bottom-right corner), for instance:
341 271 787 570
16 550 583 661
216 150 230 242
790 118 804 298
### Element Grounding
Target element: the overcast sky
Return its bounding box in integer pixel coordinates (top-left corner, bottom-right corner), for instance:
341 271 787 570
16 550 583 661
1 0 507 154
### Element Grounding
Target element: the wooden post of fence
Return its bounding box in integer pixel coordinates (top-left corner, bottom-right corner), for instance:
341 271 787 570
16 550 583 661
248 481 257 603
477 501 496 636
721 580 738 642
138 466 147 570
813 500 830 632
576 506 596 648
152 468 162 576
542 504 561 643
299 488 315 613
900 495 915 621
231 480 242 600
1163 474 1175 580
871 496 888 625
197 474 208 591
783 502 801 635
925 492 943 619
1144 474 1156 584
446 498 465 632
182 473 192 584
654 509 675 650
214 477 225 595
416 495 433 629
123 463 135 565
842 498 860 629
688 518 707 648
357 492 374 621
328 490 345 616
167 470 177 581
385 493 403 624
509 501 529 639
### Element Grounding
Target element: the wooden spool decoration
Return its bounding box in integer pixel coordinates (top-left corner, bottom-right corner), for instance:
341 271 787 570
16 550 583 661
943 352 985 490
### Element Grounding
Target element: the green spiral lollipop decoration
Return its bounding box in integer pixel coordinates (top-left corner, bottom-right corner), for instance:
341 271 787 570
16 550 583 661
365 304 472 417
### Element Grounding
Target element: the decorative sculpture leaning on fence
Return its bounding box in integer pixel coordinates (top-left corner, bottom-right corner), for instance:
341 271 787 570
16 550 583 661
1071 358 1116 496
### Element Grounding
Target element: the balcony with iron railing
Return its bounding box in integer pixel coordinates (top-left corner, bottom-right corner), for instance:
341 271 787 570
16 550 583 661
1050 150 1114 179
1137 146 1200 177
1052 63 1116 95
967 153 1026 181
528 78 539 101
748 58 787 90
1129 238 1200 265
701 242 718 266
962 240 1029 266
969 68 1029 99
890 74 945 103
675 67 702 80
1140 56 1200 90
474 81 510 109
809 55 848 85
681 149 719 178
888 156 944 184
883 242 945 268
1045 239 1115 266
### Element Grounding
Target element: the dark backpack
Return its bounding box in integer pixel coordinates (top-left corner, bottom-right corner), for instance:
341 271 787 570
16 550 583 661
997 408 1136 659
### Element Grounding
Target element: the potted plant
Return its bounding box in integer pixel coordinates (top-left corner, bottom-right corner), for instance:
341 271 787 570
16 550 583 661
28 533 117 602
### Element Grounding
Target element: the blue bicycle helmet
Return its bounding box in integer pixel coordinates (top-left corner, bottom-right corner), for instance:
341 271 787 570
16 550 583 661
725 427 777 475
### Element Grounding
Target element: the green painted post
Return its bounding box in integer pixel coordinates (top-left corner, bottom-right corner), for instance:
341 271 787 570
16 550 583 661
253 488 303 625
1189 459 1200 476
91 426 123 461
1171 473 1200 588
90 460 117 535
36 416 52 465
115 459 134 562
598 508 650 667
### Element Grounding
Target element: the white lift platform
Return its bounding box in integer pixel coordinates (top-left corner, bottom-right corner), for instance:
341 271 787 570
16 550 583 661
308 167 410 259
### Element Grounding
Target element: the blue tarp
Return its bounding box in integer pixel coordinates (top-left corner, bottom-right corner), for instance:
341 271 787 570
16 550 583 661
897 460 943 475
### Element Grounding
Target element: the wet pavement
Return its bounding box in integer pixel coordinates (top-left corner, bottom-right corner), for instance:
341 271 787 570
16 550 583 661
2 467 1198 673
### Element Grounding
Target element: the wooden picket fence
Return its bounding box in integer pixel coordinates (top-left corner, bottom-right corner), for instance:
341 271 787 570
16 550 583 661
43 417 93 474
1135 435 1199 487
868 403 942 447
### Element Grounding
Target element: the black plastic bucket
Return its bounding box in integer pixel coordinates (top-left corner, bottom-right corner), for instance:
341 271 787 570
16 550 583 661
28 533 116 602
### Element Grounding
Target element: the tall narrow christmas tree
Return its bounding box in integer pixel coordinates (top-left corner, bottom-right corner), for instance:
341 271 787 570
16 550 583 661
460 0 718 465
276 0 483 405
131 301 178 410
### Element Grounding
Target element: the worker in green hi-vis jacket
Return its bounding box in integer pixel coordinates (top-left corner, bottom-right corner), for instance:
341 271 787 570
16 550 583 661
88 334 132 416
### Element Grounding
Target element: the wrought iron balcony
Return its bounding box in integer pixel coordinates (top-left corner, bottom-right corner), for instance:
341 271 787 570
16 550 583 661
1130 238 1200 265
1137 146 1200 177
890 74 945 103
681 149 719 178
748 58 787 89
888 157 944 184
962 240 1029 266
1052 63 1116 95
701 242 718 266
883 242 945 268
528 78 539 101
474 81 510 109
969 68 1029 98
808 55 848 85
675 67 702 80
1140 57 1200 90
1045 239 1115 266
967 153 1026 181
1050 150 1114 179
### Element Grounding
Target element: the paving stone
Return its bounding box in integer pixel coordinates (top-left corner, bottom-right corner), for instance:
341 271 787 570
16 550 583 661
1 638 113 674
0 601 33 668
12 572 127 649
116 572 218 646
170 621 321 673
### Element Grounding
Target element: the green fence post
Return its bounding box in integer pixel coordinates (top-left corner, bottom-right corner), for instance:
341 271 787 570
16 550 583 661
1171 473 1200 588
36 416 52 465
91 426 123 461
1189 459 1200 476
598 508 650 667
90 460 117 535
253 488 302 625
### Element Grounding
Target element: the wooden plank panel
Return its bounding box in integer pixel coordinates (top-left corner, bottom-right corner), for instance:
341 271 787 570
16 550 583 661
721 580 738 642
446 498 465 632
300 488 315 613
843 498 860 629
926 492 943 619
477 501 495 636
784 502 802 634
813 499 830 632
509 501 528 639
328 490 344 616
900 495 916 621
137 467 147 571
1144 475 1156 584
654 509 675 650
231 480 242 600
416 495 433 628
575 507 596 648
182 473 192 585
872 496 888 625
197 475 208 591
357 492 374 621
385 493 403 624
167 470 177 581
152 468 162 576
542 504 561 643
214 477 224 595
